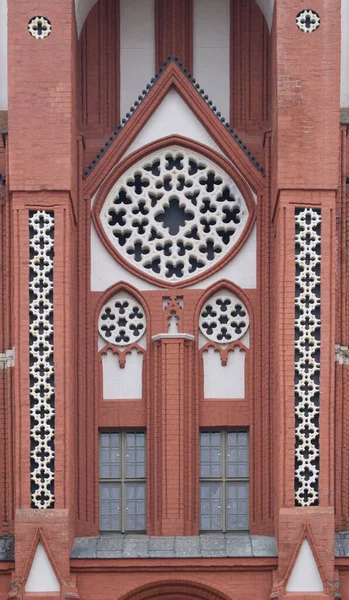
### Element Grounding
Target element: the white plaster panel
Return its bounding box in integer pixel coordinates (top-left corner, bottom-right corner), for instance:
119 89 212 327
102 348 143 399
124 89 224 159
203 346 245 398
191 224 257 289
75 0 96 36
91 220 256 292
255 0 274 31
286 539 324 592
120 0 155 119
0 0 7 109
25 543 60 592
341 0 349 107
193 0 230 120
91 220 160 291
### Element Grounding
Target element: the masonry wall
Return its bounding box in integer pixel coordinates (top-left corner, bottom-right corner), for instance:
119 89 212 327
1 1 348 599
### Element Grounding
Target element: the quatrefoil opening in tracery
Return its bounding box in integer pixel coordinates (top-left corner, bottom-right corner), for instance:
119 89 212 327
100 147 250 283
199 291 249 344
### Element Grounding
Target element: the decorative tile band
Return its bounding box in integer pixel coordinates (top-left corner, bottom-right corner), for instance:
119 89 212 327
294 208 321 506
29 211 55 508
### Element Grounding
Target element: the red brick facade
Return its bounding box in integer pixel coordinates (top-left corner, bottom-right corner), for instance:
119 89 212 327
0 0 348 598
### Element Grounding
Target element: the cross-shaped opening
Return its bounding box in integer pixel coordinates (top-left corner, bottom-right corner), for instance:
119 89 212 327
155 197 194 235
33 20 47 36
300 14 314 29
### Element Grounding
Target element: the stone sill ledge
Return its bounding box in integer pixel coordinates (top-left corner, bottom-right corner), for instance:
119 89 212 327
71 533 278 559
2 532 349 562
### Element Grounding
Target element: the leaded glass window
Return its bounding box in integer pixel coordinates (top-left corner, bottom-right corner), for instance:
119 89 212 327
200 430 249 531
99 431 146 532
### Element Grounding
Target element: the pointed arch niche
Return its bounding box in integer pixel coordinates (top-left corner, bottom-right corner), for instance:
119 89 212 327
196 280 254 407
75 0 274 37
77 2 271 173
95 283 150 403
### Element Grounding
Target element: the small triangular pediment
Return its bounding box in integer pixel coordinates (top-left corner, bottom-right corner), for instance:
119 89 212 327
286 538 324 593
25 541 60 593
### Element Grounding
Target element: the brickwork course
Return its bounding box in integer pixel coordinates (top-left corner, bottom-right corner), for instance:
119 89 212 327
0 1 349 599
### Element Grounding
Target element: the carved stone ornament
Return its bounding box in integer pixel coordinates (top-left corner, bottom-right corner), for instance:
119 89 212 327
29 211 55 509
296 9 320 33
294 208 321 507
28 16 52 39
99 146 250 283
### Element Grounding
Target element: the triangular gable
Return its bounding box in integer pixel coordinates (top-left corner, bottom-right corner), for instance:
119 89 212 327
286 538 324 592
25 542 60 592
83 58 265 197
284 525 327 594
123 88 223 160
23 528 61 593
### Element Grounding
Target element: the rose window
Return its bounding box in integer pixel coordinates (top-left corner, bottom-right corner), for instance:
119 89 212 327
199 291 249 343
99 147 250 283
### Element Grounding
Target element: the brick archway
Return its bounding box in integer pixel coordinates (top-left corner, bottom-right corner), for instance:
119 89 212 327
120 580 234 600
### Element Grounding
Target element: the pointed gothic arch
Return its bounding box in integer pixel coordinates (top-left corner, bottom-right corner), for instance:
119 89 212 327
83 61 265 196
75 0 274 36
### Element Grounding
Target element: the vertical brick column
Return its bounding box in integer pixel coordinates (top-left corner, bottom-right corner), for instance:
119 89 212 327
155 0 193 71
270 1 340 597
7 0 78 596
149 335 198 535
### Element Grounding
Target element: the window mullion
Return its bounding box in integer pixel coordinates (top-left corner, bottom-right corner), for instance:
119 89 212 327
121 432 126 533
222 432 225 533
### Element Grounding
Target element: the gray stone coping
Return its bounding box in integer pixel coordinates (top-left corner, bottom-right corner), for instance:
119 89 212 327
71 533 278 559
2 533 349 561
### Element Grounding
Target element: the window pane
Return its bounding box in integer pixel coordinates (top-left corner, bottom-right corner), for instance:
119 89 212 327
126 432 145 478
226 431 248 479
125 483 146 530
200 431 221 478
100 431 146 533
200 483 222 530
100 433 120 479
99 483 121 531
200 429 249 533
226 482 249 531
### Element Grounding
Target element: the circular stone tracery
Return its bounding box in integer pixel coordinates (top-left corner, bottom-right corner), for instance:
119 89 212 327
296 9 320 33
199 291 249 343
28 16 52 39
98 294 146 346
100 147 250 283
